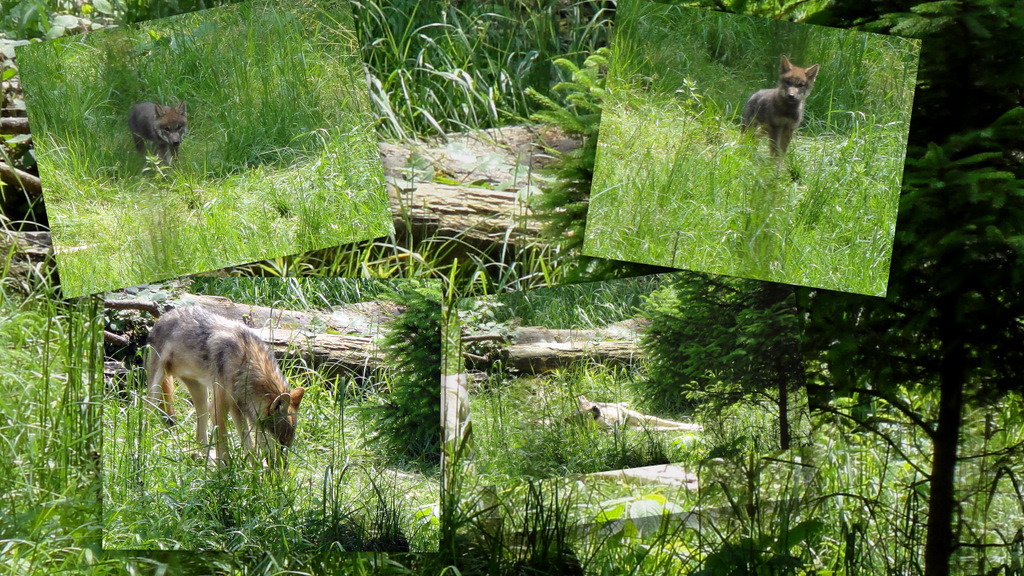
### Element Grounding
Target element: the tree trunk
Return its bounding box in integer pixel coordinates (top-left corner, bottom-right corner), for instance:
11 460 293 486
923 333 965 576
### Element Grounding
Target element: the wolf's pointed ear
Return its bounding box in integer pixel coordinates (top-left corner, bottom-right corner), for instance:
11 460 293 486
291 387 305 408
805 64 820 82
176 101 187 116
269 393 286 415
779 54 793 72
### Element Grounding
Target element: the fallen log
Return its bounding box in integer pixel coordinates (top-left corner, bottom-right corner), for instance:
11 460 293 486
493 319 650 373
586 464 699 489
387 180 541 244
380 125 580 246
0 117 30 134
506 339 642 373
0 161 41 197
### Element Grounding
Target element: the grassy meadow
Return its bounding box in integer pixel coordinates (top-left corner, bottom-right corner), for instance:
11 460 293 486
470 363 702 479
16 0 392 298
582 2 918 296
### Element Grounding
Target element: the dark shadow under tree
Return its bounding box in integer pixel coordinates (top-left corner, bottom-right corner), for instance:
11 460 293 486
640 271 804 451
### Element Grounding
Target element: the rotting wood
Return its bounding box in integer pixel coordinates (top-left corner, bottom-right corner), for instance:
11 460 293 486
386 179 542 244
443 373 470 446
462 333 508 343
104 330 130 347
104 299 161 316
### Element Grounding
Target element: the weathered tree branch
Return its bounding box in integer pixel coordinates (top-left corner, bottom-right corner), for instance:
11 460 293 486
0 117 30 134
104 329 130 347
104 299 162 316
0 162 41 198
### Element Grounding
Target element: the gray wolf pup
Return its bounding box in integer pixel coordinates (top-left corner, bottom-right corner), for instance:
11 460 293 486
128 101 188 165
146 306 305 468
741 55 819 156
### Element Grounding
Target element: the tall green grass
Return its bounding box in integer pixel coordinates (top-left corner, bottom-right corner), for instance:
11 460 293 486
472 363 696 479
5 0 1022 573
810 389 1024 574
17 0 392 297
113 0 616 140
463 274 790 480
459 392 1023 576
353 0 613 140
188 276 412 310
1 173 1021 576
0 271 105 573
482 273 669 328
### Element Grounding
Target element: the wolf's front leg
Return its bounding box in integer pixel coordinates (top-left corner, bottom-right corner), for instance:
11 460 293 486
211 385 232 466
229 408 263 467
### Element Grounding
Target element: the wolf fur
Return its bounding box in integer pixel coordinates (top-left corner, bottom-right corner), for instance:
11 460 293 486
128 101 188 166
575 395 703 433
146 306 304 468
741 55 819 156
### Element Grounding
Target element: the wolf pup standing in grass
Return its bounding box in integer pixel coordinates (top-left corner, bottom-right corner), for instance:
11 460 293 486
128 101 188 166
146 306 305 469
741 55 820 156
